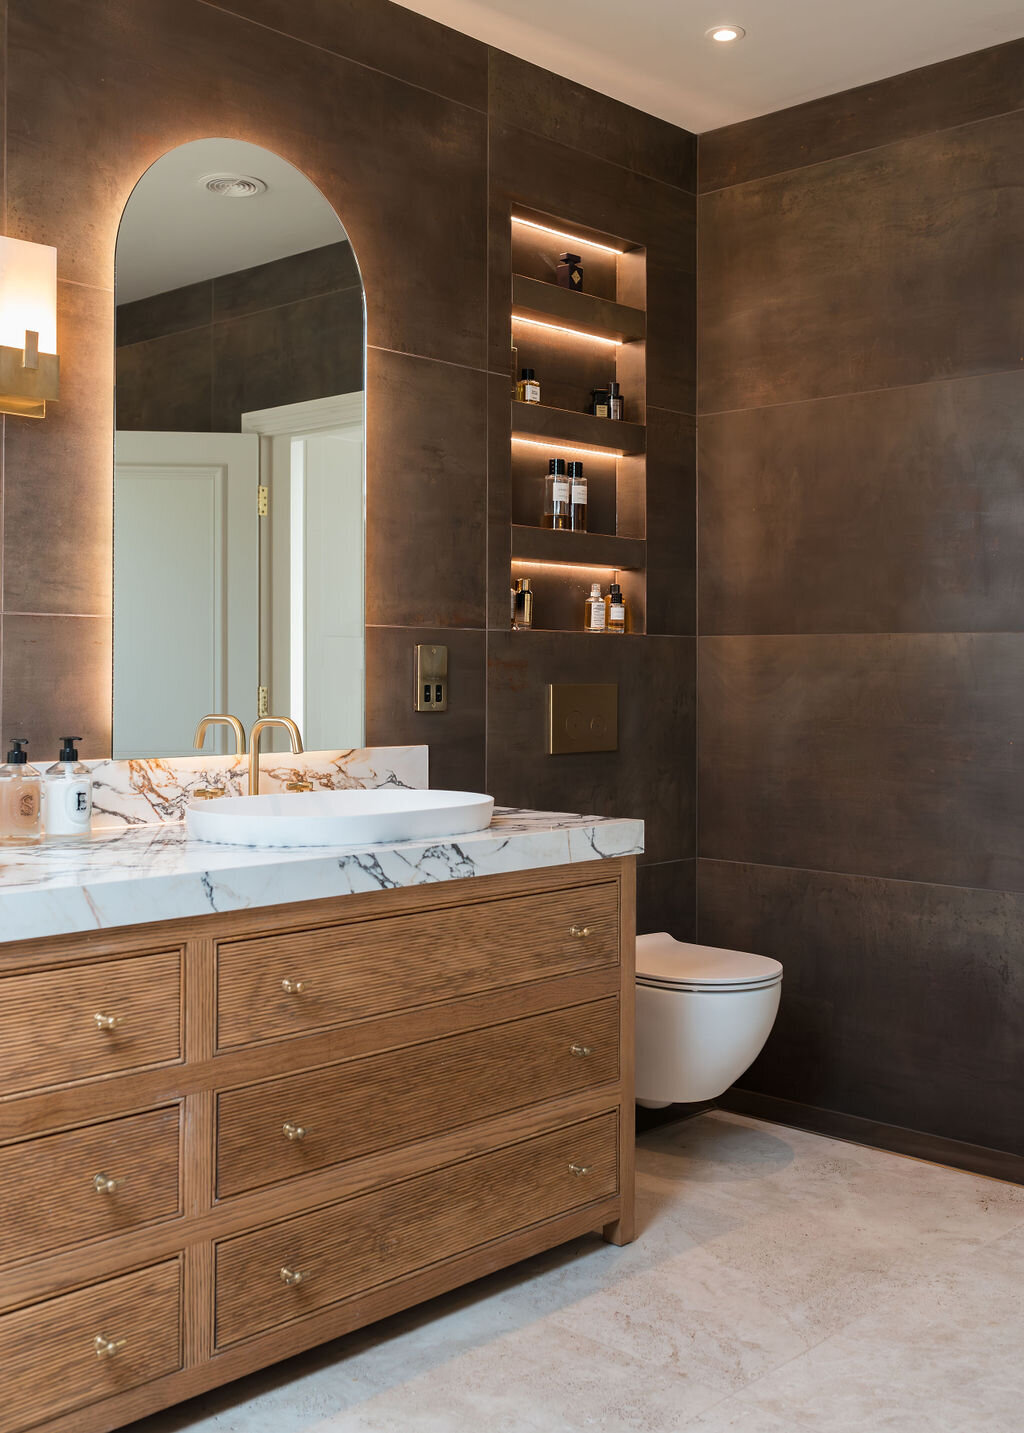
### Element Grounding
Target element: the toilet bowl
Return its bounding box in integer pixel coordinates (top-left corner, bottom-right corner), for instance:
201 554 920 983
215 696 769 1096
635 933 783 1108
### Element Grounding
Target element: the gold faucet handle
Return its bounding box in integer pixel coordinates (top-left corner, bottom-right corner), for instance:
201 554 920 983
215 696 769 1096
192 787 225 801
285 780 314 793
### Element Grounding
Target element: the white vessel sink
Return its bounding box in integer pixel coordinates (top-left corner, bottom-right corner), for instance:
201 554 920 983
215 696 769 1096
186 787 494 849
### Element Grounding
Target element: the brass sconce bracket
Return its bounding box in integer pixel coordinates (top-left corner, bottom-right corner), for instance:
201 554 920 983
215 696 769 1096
0 329 60 418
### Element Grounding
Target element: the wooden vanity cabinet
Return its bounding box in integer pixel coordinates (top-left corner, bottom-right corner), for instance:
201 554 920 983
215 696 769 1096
0 857 635 1433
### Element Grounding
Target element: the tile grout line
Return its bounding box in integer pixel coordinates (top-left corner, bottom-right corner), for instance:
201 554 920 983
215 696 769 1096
696 852 1024 902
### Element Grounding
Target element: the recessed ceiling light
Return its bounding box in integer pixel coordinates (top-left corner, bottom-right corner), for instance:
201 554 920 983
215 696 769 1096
706 24 745 42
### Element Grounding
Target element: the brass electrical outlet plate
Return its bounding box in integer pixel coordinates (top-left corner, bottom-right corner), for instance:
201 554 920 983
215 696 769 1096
548 683 618 754
415 644 448 712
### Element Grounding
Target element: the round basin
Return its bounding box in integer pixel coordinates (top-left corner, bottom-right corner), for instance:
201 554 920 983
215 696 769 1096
186 788 494 849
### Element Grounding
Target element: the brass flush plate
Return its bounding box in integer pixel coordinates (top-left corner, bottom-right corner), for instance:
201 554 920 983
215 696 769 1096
548 683 618 755
415 644 448 712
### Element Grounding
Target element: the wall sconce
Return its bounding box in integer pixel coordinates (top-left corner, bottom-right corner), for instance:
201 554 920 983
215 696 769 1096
0 237 59 418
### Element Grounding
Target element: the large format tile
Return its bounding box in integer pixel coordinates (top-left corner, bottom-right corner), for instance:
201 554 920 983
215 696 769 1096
0 614 112 757
699 632 1024 893
646 407 695 635
212 240 360 320
365 349 487 630
365 626 486 792
697 860 1024 1156
699 108 1024 413
487 631 695 866
204 0 488 110
638 859 696 939
489 50 696 192
699 370 1024 635
115 326 213 432
6 0 488 368
4 282 114 616
699 36 1024 192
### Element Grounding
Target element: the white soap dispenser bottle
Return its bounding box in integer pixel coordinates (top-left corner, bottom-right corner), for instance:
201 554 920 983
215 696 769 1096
0 739 43 843
43 736 93 838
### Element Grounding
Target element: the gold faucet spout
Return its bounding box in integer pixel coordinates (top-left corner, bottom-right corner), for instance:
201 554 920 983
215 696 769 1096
193 713 247 755
248 717 304 796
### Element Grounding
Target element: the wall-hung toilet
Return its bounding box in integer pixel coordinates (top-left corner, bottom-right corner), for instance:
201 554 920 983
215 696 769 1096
635 933 783 1108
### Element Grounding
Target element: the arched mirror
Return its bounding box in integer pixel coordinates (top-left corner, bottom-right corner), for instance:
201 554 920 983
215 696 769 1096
113 138 365 757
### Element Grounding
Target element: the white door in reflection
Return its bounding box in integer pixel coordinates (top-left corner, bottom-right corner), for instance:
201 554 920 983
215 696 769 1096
113 431 260 758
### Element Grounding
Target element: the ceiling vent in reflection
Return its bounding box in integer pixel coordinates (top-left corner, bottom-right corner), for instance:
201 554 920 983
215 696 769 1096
199 173 268 198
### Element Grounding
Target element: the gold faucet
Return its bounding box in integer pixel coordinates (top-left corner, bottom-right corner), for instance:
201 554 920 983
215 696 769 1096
248 717 304 796
192 714 247 799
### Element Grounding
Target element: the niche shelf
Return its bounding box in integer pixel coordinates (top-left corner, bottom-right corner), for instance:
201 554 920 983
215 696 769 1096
509 206 648 634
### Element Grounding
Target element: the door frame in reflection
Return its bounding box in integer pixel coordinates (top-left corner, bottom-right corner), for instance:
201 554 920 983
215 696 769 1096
242 392 365 752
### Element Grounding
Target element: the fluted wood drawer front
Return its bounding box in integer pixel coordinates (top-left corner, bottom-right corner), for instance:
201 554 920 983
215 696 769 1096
216 881 619 1050
217 998 619 1198
0 952 182 1096
0 1106 182 1267
216 1111 617 1346
0 1258 182 1432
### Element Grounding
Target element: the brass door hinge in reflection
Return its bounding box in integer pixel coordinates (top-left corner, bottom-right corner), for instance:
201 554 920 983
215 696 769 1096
257 485 269 517
257 685 270 718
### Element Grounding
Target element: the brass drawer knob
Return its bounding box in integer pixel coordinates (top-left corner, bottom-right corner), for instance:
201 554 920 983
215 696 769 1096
279 1266 306 1287
94 1333 127 1359
93 1173 124 1195
568 1162 593 1177
569 1043 594 1058
281 978 307 995
282 1121 307 1142
569 925 592 939
94 1012 124 1032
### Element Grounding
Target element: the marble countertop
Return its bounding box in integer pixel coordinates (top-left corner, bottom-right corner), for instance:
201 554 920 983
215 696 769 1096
0 808 644 943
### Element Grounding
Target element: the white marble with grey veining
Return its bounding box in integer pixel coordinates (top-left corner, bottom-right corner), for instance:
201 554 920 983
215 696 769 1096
85 747 429 828
0 807 644 944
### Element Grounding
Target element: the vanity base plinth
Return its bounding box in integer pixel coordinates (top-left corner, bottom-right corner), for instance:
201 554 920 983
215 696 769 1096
0 857 636 1433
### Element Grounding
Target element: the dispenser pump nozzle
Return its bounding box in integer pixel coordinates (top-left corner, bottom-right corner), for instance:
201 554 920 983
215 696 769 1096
58 737 82 762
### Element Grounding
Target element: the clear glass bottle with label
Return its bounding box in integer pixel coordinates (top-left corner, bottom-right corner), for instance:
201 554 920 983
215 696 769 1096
608 381 624 420
0 739 42 843
569 461 588 532
543 458 570 530
608 581 627 634
585 582 607 633
513 577 534 630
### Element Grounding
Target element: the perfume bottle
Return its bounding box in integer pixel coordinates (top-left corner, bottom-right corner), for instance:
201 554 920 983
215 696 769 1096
591 388 609 419
608 381 624 420
569 461 587 532
543 458 570 531
556 252 584 291
607 582 627 634
513 578 534 630
516 367 541 403
584 582 607 633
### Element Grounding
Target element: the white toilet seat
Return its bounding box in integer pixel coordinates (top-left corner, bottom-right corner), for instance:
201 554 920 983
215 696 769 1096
636 933 782 991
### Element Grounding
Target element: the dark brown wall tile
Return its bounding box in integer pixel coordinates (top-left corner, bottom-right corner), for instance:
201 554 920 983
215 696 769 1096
116 279 211 346
115 327 213 432
6 0 488 369
699 371 1024 635
211 287 364 429
212 241 360 321
638 859 695 939
488 50 696 193
4 282 114 616
1 615 112 757
365 626 485 792
365 349 487 630
699 633 1024 892
700 37 1024 192
699 109 1024 414
204 0 488 110
698 859 1024 1156
646 408 695 636
487 631 694 865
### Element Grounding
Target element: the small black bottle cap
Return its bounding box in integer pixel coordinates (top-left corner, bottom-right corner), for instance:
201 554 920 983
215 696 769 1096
568 461 584 477
609 381 621 396
610 583 623 598
59 737 82 762
520 367 535 380
5 739 28 764
559 252 582 262
549 458 567 474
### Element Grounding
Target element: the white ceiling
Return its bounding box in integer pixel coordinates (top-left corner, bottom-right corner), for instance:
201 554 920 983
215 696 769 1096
396 0 1024 132
116 139 347 304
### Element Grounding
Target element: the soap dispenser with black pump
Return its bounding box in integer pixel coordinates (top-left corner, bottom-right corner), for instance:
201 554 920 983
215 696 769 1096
0 739 43 843
43 737 93 837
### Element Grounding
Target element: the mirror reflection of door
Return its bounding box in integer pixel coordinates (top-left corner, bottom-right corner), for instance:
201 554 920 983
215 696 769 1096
113 138 365 759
